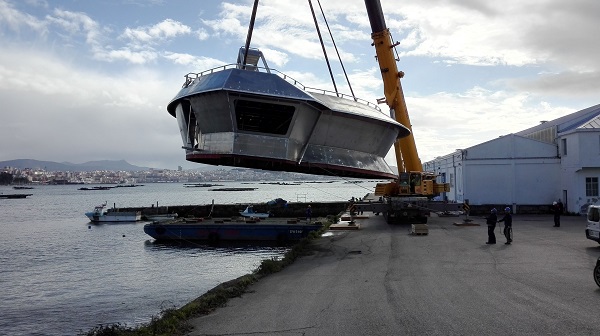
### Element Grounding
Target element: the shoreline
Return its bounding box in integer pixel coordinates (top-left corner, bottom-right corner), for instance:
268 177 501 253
84 215 336 335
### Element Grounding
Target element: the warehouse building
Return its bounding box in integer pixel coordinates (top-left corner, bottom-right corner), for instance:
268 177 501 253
423 104 600 214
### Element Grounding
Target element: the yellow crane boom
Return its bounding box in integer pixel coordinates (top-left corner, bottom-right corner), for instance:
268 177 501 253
365 0 449 198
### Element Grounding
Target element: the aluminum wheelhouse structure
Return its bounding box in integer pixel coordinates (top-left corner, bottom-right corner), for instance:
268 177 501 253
167 47 410 179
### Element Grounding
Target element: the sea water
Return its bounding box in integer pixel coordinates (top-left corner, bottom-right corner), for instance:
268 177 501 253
0 180 376 335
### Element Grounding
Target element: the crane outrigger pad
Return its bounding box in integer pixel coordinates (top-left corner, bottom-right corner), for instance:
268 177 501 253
167 47 410 179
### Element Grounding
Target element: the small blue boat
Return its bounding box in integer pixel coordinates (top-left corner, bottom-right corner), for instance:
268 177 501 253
143 218 321 243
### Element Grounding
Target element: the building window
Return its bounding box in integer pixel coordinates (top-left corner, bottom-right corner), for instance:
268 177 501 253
561 138 567 155
586 177 598 197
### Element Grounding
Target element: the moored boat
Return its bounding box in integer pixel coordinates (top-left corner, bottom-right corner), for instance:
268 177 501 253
79 186 113 191
239 205 271 218
0 193 33 199
143 218 322 243
85 202 142 223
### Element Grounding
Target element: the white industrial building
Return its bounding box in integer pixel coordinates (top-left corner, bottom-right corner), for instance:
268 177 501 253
423 104 600 214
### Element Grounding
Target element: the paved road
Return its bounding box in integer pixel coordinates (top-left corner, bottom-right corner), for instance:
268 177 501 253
186 213 600 335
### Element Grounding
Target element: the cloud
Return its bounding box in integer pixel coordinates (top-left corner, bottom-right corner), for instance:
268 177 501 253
0 0 46 32
205 1 361 63
163 52 226 70
195 28 209 40
505 71 600 99
0 47 186 168
95 48 159 64
46 8 103 46
397 0 598 71
121 19 191 46
25 0 48 8
258 48 289 68
404 87 574 162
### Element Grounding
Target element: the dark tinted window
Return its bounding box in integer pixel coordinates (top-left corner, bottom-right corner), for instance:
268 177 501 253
588 207 600 222
235 100 295 135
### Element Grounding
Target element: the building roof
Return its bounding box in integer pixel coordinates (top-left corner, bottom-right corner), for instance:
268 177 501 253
516 104 600 137
577 114 600 130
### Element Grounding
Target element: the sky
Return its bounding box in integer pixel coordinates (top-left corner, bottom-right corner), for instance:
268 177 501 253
0 0 598 171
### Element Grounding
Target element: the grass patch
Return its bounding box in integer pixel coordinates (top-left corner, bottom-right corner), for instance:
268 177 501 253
82 218 334 336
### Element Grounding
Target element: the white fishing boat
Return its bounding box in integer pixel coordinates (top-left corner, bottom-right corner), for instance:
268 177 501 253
239 205 271 219
85 202 141 223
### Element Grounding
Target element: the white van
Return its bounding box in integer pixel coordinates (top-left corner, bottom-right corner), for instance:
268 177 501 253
586 205 600 244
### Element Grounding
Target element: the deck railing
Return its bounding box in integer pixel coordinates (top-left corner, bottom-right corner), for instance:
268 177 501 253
182 64 382 112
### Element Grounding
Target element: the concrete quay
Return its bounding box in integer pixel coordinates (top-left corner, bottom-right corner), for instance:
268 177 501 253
185 213 600 336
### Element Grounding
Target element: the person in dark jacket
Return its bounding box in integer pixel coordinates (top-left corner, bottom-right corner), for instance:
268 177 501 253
551 201 563 227
485 208 497 244
498 206 513 244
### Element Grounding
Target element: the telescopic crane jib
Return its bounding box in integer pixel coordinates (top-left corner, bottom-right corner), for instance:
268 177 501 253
361 0 455 224
365 0 449 198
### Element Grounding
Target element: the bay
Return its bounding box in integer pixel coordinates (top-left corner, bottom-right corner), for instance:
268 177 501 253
0 180 376 335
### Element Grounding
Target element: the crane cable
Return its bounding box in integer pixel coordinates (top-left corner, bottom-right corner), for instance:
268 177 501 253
243 0 355 99
315 0 357 100
308 0 338 94
308 0 357 101
241 0 260 70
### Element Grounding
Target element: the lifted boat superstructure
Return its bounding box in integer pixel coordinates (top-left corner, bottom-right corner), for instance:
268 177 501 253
167 47 410 179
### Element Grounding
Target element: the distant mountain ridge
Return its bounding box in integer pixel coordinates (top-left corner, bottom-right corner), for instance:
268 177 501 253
0 159 151 172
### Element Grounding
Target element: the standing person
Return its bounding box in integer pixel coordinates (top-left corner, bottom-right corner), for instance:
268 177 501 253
485 208 497 244
306 205 312 223
498 206 513 244
557 199 564 213
557 199 564 226
551 201 561 227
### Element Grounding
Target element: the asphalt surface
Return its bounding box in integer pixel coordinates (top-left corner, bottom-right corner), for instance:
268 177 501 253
186 213 600 336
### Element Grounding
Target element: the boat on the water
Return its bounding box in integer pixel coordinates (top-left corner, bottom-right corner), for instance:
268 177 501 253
85 202 142 223
79 186 113 191
239 205 271 218
13 186 34 190
0 193 33 199
144 218 321 243
166 47 410 179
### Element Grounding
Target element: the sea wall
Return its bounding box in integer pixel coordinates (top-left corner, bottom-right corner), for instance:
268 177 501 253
114 201 350 219
115 202 564 218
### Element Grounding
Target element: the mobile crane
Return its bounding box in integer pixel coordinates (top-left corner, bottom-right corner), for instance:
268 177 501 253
361 0 456 224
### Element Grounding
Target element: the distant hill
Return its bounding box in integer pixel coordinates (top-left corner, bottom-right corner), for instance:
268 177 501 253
0 159 151 172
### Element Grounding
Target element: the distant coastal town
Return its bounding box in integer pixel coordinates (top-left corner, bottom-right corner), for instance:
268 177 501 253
0 165 336 185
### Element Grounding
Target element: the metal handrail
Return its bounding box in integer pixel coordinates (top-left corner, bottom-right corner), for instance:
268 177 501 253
182 64 382 112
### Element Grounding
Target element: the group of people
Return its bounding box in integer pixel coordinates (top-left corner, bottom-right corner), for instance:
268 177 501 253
485 207 512 245
485 199 564 245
